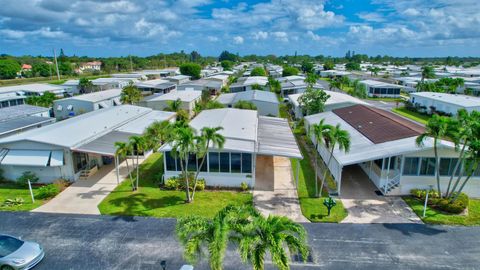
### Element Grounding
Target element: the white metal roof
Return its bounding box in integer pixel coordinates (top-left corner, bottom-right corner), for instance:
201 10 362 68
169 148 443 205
217 90 279 105
411 92 480 107
288 90 368 108
144 90 201 103
257 116 302 158
116 110 175 134
0 83 66 94
360 79 402 88
57 89 122 103
0 104 50 122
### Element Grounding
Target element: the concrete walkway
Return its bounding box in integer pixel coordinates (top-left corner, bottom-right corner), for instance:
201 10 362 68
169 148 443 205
253 156 309 223
33 158 142 215
340 165 421 224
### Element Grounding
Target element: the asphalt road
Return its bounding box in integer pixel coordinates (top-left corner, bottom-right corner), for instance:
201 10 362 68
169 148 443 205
1 212 479 270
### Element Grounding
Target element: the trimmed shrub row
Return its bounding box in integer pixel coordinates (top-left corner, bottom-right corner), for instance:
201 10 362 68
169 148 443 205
410 189 469 214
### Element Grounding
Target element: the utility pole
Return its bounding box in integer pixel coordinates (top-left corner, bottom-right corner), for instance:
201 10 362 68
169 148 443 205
129 55 133 72
53 48 61 80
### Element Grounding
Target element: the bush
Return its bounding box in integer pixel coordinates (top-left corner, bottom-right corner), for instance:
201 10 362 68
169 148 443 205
17 171 40 187
35 184 60 199
410 189 468 214
2 197 25 207
196 179 206 191
240 181 249 192
164 177 180 190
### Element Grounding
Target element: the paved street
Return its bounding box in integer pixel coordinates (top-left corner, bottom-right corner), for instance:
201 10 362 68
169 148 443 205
1 212 479 270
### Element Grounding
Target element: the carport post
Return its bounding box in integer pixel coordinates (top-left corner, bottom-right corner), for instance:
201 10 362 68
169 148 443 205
115 155 120 185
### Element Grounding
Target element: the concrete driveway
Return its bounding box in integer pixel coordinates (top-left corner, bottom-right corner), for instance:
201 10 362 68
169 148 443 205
33 158 142 215
253 156 308 222
340 165 421 224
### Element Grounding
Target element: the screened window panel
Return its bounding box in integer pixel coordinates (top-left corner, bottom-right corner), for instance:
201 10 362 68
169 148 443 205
209 152 219 172
403 157 419 175
198 155 207 172
165 151 177 171
419 158 436 176
231 153 241 173
187 154 197 171
439 158 451 176
220 152 230 173
242 153 252 173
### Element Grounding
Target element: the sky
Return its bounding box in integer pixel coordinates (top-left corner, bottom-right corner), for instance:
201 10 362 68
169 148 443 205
0 0 479 57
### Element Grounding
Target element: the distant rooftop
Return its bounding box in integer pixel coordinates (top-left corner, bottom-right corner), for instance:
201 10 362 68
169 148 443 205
0 83 67 94
411 92 480 107
144 90 201 102
288 90 368 107
0 104 50 122
217 90 278 105
57 89 122 103
360 80 402 88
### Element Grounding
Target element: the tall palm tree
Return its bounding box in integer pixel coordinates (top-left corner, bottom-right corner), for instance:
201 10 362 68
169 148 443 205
176 205 251 270
129 135 146 191
453 139 480 201
169 126 197 203
321 123 351 196
143 120 172 152
310 120 333 197
421 65 435 82
114 141 135 191
166 98 183 112
235 214 309 270
416 115 452 197
191 127 225 200
120 82 142 105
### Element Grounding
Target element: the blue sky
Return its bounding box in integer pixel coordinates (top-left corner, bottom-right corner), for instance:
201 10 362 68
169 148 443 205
0 0 479 57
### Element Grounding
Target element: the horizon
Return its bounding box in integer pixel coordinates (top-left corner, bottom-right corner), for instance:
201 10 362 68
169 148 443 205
0 0 479 58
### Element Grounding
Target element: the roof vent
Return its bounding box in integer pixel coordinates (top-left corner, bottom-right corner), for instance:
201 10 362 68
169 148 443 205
369 121 373 124
358 125 362 129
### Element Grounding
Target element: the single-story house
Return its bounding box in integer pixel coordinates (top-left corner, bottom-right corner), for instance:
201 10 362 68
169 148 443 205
167 75 191 85
230 76 269 92
216 90 279 116
278 76 324 97
0 95 26 109
177 79 223 95
53 89 122 120
319 70 351 78
0 83 72 98
410 92 480 116
111 73 147 80
288 90 368 119
360 80 403 98
0 105 55 138
63 78 134 94
159 108 302 187
0 105 175 183
138 90 201 117
304 104 480 197
135 79 177 95
205 74 229 86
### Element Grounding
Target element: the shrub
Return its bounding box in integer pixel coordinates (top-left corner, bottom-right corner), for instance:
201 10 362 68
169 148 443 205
35 184 60 199
240 181 249 192
164 177 180 190
196 179 206 191
2 197 25 207
410 189 468 214
17 171 40 187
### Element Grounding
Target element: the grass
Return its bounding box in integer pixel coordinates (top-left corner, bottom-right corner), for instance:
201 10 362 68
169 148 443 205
0 182 48 211
291 135 347 223
404 197 480 226
98 153 253 218
392 107 431 125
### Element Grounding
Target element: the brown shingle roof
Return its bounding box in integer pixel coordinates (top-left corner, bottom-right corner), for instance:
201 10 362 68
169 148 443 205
332 105 424 144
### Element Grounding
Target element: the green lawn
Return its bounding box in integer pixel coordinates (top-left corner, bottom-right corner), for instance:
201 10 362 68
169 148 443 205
0 182 48 211
98 153 253 218
404 197 480 226
291 136 347 223
392 107 431 125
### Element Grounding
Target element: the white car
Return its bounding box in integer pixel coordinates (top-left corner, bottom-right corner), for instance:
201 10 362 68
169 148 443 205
0 234 44 270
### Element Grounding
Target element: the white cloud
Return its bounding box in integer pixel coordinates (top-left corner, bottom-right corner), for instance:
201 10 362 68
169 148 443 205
307 31 321 41
207 36 219 42
271 31 288 42
252 31 269 40
357 12 386 22
402 8 420 16
233 36 244 44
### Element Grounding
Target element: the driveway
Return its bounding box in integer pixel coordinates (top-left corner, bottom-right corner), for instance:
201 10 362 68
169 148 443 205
33 158 142 215
253 156 308 223
1 212 479 270
340 165 421 224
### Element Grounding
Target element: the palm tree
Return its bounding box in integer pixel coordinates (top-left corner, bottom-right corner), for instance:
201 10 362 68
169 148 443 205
416 115 452 197
143 120 172 152
120 82 142 105
453 139 480 201
169 126 197 202
329 78 341 91
310 120 333 197
191 127 225 200
235 213 309 270
421 66 435 82
321 124 350 196
176 205 250 270
129 135 146 191
114 141 135 191
166 98 182 112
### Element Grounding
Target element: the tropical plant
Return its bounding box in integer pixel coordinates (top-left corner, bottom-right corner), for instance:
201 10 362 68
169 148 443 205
310 119 334 197
129 135 147 190
234 100 257 110
166 98 183 112
323 61 334 71
304 73 318 88
297 88 330 116
120 82 142 104
78 78 94 94
321 123 351 195
180 62 202 79
251 83 264 90
421 65 436 81
416 114 452 197
17 171 39 187
282 66 299 77
114 141 135 191
250 67 266 76
267 77 281 94
25 92 57 108
143 120 172 152
2 197 25 207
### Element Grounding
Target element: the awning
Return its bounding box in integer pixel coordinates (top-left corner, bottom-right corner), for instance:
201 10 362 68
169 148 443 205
73 131 134 156
113 98 121 106
98 101 109 109
256 116 302 159
49 150 64 166
0 150 51 167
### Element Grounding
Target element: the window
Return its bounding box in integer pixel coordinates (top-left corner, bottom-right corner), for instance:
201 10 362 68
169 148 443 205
242 153 252 173
374 158 383 169
220 152 230 172
403 157 419 175
187 154 197 171
165 152 176 171
17 99 24 105
73 152 88 173
419 158 436 176
209 152 219 172
231 153 241 173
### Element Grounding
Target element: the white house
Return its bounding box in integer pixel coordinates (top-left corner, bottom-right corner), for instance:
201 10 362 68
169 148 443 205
177 79 223 95
360 79 403 98
319 70 351 78
111 73 147 80
0 105 55 138
0 95 26 109
0 83 72 98
216 90 279 116
167 75 191 85
159 108 302 188
205 74 229 86
78 61 102 73
410 92 480 116
53 89 122 120
288 90 368 119
62 78 135 94
229 76 269 92
135 79 177 95
304 104 480 197
0 105 176 183
138 91 201 117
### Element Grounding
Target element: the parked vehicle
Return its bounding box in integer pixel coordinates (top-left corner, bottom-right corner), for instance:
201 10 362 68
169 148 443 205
0 234 44 270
